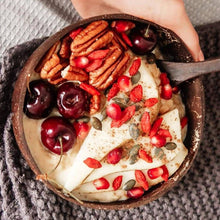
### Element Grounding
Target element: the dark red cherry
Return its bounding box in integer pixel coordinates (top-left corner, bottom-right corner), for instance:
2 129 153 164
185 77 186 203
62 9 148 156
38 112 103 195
41 116 76 155
129 27 157 55
57 82 89 119
24 80 55 119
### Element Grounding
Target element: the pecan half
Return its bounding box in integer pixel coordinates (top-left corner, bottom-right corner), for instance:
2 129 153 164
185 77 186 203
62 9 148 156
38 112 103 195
90 95 101 115
61 65 88 81
59 35 72 59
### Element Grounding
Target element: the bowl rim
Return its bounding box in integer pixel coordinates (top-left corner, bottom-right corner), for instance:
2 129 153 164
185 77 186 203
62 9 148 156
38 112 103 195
11 13 205 210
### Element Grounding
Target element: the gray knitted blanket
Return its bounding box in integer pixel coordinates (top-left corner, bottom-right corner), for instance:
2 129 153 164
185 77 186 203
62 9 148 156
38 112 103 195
0 23 219 220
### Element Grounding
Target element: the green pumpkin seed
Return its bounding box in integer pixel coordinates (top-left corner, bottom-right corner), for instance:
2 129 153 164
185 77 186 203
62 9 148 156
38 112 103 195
131 71 141 85
146 52 156 64
112 97 128 109
165 142 177 150
129 154 138 165
91 117 102 130
154 148 165 160
129 144 141 156
77 116 90 123
123 179 136 191
100 107 107 121
129 123 140 140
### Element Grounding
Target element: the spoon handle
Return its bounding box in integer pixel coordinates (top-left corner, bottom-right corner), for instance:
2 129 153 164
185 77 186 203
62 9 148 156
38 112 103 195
159 57 220 84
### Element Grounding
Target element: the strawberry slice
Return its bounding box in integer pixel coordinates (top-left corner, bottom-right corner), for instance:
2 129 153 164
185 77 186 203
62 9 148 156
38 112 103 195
149 118 163 138
127 187 144 199
80 82 100 96
73 122 90 139
111 105 136 128
83 157 102 168
71 56 89 69
93 177 110 190
69 27 83 39
161 165 169 181
150 134 166 148
144 98 158 108
140 111 151 134
160 72 170 85
157 129 172 139
107 148 122 164
130 85 143 102
161 84 172 100
135 170 149 190
111 20 135 33
106 103 122 120
147 167 164 179
181 116 188 129
112 175 123 191
117 75 131 92
129 58 141 76
121 32 133 47
107 83 120 101
85 59 103 72
88 49 110 60
138 149 153 163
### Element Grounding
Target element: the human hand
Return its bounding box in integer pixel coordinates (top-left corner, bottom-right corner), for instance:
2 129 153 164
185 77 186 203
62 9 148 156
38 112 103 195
71 0 204 61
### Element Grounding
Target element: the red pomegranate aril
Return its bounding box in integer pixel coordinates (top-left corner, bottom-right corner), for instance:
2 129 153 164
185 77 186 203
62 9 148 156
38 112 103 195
149 118 163 138
129 58 141 76
121 32 133 47
127 187 144 199
112 175 123 190
141 111 151 134
111 20 135 33
69 27 83 39
83 157 102 168
161 165 169 181
135 170 149 190
144 98 158 108
107 148 122 164
93 177 110 190
148 167 164 179
73 122 90 139
151 134 166 148
160 73 170 85
161 84 172 100
138 149 153 163
172 86 179 94
79 82 100 96
181 116 188 129
88 49 110 60
106 103 122 120
130 85 143 102
117 75 131 92
107 83 119 101
85 59 103 72
157 129 172 139
72 56 89 69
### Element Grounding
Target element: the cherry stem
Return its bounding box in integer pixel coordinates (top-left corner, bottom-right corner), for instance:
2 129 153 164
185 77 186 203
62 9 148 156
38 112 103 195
26 73 32 95
144 24 150 38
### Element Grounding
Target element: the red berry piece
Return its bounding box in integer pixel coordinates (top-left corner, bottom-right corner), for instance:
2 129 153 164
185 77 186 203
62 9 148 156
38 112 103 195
117 75 131 92
135 170 149 190
172 86 179 94
130 85 143 102
111 20 135 33
106 103 122 120
121 32 133 47
79 82 100 96
147 167 164 179
72 56 89 69
129 58 141 76
73 122 90 139
181 116 188 129
107 83 120 101
161 84 172 100
107 148 122 164
144 98 158 108
83 157 102 169
157 129 172 139
150 134 166 148
138 149 153 163
41 116 76 155
88 49 110 60
149 118 163 138
85 59 103 72
69 27 83 39
161 165 169 181
127 187 144 199
112 175 123 190
160 73 170 85
93 177 110 190
140 111 151 134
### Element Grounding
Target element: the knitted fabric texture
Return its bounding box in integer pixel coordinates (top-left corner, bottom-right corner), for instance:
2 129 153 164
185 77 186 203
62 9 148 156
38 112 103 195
0 23 219 220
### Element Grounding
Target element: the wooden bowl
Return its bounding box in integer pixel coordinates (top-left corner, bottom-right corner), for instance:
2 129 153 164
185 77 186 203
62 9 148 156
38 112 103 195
12 14 204 210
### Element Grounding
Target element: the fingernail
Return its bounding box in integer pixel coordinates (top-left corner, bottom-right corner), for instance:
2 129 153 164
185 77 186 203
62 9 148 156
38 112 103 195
198 49 204 61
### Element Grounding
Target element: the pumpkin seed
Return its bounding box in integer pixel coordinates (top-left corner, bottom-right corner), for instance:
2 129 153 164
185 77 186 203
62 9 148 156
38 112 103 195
112 97 128 109
129 144 141 156
123 179 136 191
129 123 140 140
131 71 141 85
100 107 107 121
91 117 102 130
129 154 138 165
77 116 90 123
146 52 156 64
165 142 177 150
154 148 165 160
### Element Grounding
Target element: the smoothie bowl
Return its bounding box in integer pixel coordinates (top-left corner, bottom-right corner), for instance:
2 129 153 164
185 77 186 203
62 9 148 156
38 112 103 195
12 14 204 209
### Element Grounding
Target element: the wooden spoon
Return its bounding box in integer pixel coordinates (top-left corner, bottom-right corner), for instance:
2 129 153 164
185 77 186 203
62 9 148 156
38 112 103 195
158 57 220 85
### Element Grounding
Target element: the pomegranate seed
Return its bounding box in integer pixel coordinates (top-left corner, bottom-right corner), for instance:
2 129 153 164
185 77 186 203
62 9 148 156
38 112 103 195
129 58 141 76
80 83 100 96
130 85 143 102
73 122 90 139
135 170 149 190
157 129 172 139
172 86 179 94
144 98 158 108
111 20 135 32
107 83 120 101
93 177 110 190
149 118 163 138
72 56 89 69
112 175 123 190
111 105 136 128
121 32 133 47
127 187 144 199
85 59 103 72
138 149 153 163
151 134 166 148
107 148 122 164
88 49 110 60
160 73 170 85
83 157 102 168
147 167 164 179
106 103 122 120
117 75 131 92
141 111 151 134
161 165 169 181
181 116 188 129
69 27 83 39
161 84 172 100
